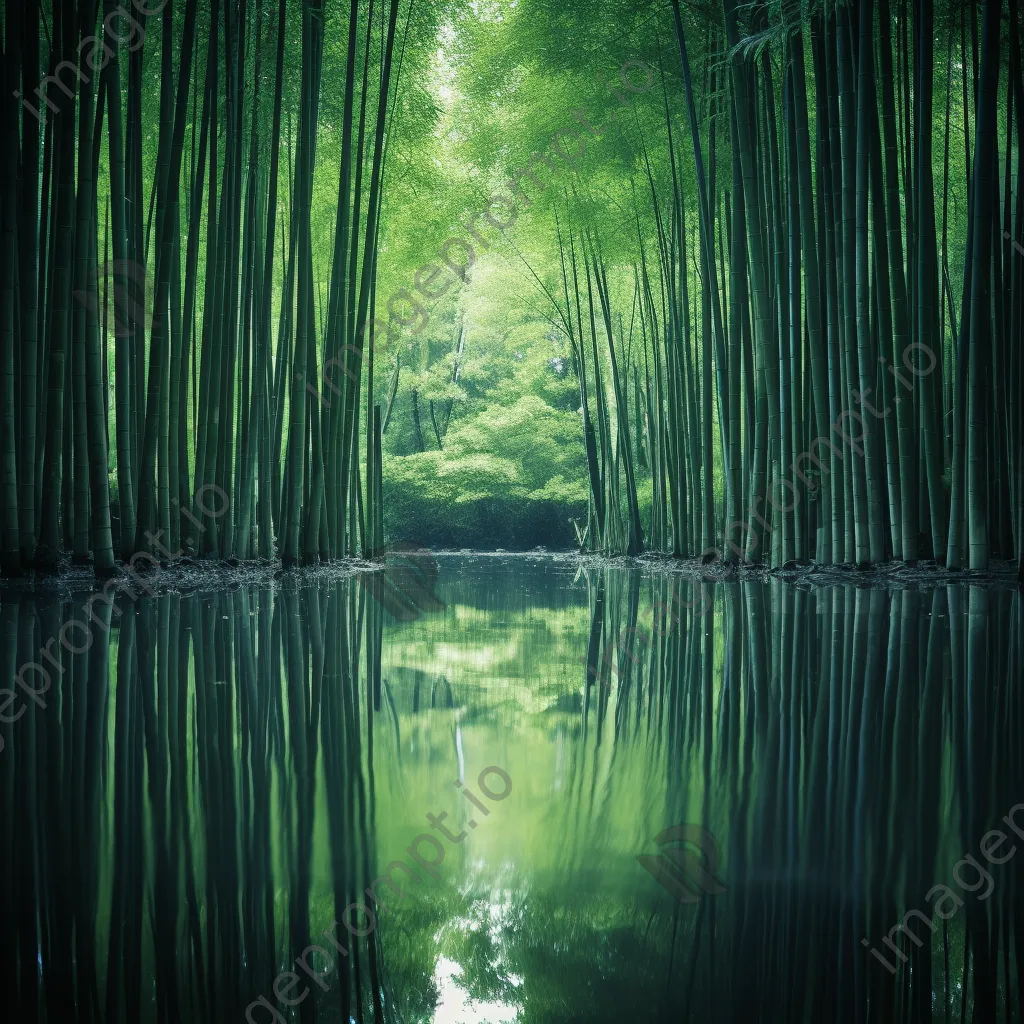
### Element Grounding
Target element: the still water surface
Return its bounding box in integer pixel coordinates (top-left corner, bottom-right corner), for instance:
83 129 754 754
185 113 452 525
2 555 1022 1023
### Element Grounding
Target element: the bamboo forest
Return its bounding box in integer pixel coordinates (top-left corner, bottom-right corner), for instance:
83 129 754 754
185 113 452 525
2 0 1024 1022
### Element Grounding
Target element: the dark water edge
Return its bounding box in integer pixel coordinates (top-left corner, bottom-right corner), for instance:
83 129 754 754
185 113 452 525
596 550 1022 582
0 555 1021 1023
0 557 377 596
2 549 1018 597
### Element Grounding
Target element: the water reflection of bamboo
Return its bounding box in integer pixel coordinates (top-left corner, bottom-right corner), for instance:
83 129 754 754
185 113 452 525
3 572 1022 1023
573 568 1022 1022
1 579 390 1024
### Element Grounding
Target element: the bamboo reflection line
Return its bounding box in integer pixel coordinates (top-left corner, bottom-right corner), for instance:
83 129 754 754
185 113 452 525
357 540 445 622
573 568 1021 1020
0 483 228 754
7 571 1021 1022
578 573 713 690
862 803 1024 975
244 766 512 1024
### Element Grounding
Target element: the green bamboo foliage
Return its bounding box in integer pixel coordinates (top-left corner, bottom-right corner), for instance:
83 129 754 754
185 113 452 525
553 0 1021 571
1 0 23 573
963 0 1001 570
2 0 1023 572
1 0 409 575
550 212 648 555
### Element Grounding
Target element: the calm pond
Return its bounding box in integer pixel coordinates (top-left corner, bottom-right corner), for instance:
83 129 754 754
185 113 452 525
2 555 1022 1023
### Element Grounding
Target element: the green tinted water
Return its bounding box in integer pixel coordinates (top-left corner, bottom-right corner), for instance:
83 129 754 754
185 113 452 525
2 556 1021 1023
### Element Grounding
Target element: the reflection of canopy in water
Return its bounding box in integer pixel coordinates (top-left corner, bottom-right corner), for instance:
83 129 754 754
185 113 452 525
3 570 1023 1023
384 666 461 713
556 565 1024 1022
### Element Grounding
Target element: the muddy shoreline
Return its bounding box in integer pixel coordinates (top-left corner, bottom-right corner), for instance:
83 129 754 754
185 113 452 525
588 552 1023 593
0 550 1019 598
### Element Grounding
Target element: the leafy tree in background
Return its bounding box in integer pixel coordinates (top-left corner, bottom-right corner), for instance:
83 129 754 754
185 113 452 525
0 0 1021 568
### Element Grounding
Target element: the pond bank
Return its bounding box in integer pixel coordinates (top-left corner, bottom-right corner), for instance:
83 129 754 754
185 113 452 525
590 552 1024 593
2 549 1020 600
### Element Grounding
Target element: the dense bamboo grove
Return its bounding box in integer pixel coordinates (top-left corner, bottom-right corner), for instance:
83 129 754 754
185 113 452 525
559 0 1023 572
2 0 1022 571
2 569 1021 1022
0 579 388 1023
0 0 406 574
